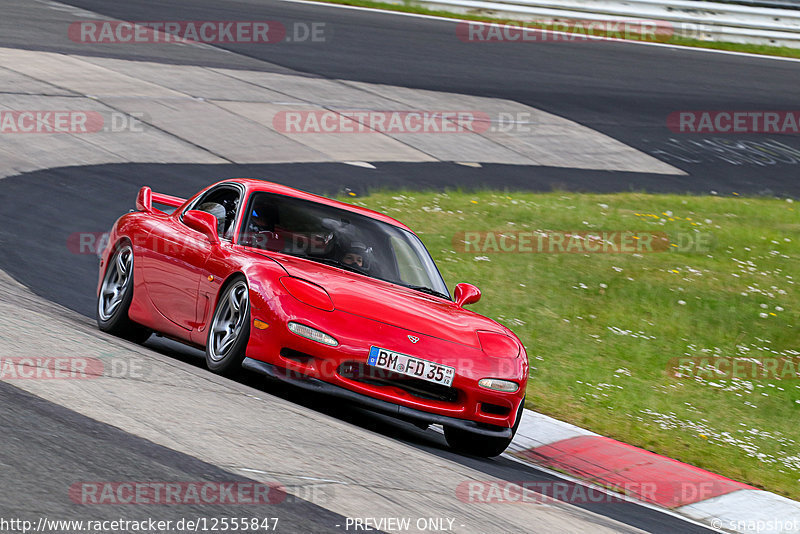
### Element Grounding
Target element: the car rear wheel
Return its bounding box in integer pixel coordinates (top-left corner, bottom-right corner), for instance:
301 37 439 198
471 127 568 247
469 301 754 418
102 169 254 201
444 397 525 457
206 276 251 375
97 243 150 343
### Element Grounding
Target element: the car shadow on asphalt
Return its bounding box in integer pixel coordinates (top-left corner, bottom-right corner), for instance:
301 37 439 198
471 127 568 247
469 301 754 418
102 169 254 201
142 333 715 534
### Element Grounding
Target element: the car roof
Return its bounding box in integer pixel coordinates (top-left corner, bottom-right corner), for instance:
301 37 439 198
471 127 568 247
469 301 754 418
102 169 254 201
219 178 413 232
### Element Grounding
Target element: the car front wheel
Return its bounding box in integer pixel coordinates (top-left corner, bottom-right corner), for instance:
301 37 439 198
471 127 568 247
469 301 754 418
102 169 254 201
444 397 525 457
206 276 251 375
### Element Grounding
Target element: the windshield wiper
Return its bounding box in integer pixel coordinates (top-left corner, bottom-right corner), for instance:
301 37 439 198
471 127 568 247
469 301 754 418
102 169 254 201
309 256 363 274
403 285 451 300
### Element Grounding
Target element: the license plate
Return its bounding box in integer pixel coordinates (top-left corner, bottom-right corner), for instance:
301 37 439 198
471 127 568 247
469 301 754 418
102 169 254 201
367 346 455 387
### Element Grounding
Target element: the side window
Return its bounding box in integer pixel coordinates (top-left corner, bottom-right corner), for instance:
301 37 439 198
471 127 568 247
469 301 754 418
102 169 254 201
190 186 240 241
240 194 284 251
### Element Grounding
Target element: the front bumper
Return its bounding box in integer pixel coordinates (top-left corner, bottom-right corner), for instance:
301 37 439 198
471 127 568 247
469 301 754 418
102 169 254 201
246 292 527 430
242 357 513 438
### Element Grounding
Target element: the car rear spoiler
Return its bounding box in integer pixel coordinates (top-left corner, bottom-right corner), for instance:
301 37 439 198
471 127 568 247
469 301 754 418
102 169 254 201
136 186 186 213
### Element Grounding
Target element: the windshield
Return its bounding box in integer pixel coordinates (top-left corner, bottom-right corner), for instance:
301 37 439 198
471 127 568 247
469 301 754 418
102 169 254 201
239 192 451 299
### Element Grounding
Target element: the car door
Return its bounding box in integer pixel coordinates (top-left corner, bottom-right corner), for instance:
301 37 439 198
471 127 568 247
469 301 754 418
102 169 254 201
141 184 243 333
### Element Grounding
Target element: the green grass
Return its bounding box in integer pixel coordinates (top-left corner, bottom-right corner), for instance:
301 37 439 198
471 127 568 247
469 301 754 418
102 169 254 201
316 0 800 59
344 190 800 499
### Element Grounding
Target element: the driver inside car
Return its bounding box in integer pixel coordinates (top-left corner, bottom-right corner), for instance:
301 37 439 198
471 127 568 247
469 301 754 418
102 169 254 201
243 205 283 250
339 241 374 273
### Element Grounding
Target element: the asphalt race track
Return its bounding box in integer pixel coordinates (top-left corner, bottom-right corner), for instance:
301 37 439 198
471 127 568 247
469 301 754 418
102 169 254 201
0 380 349 532
5 0 800 193
1 0 796 532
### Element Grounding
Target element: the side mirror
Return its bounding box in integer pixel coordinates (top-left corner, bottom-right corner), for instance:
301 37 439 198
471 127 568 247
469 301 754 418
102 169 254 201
184 210 220 245
136 186 152 212
454 283 481 307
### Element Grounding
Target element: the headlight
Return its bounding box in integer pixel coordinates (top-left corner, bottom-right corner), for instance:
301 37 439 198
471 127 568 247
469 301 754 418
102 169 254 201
287 321 338 346
477 330 521 358
478 378 519 393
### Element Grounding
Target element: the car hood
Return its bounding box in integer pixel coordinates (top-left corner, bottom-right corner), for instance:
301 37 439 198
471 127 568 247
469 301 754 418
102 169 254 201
273 255 505 348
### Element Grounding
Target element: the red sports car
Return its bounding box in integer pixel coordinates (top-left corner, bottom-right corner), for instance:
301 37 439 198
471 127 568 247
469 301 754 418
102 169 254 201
97 179 528 456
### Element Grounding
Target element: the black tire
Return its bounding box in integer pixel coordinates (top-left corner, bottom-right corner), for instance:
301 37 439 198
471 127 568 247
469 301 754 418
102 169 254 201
205 276 251 375
445 396 526 457
96 243 150 343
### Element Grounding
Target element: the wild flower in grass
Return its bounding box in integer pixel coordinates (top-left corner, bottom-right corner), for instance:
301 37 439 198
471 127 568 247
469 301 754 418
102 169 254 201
641 410 798 471
607 327 656 340
421 205 442 213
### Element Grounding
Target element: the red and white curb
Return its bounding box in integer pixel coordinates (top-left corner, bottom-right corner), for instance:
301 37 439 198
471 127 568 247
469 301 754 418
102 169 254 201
506 409 800 533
